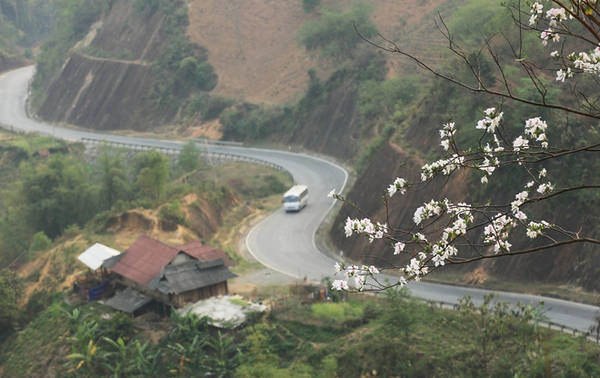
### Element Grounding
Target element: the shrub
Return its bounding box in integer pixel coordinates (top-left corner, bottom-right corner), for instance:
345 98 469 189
298 3 377 62
159 200 186 225
29 231 52 252
311 302 364 324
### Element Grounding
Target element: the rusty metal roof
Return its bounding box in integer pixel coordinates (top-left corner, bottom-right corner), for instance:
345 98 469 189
106 236 236 291
177 240 235 267
109 235 181 286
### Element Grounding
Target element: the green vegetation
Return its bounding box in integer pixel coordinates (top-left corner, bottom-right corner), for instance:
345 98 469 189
358 76 418 123
185 92 234 121
0 129 595 376
1 0 600 375
0 133 290 271
159 200 186 226
28 231 52 252
133 150 170 201
0 0 55 50
221 104 286 141
32 0 112 103
176 141 203 173
31 0 217 114
0 269 20 334
20 153 102 239
146 0 217 110
298 2 377 62
4 289 597 377
301 0 320 13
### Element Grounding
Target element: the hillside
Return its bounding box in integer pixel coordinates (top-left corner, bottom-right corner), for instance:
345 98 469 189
186 0 445 105
32 0 449 135
27 0 600 291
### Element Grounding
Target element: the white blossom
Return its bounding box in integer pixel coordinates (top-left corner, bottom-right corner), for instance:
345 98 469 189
546 7 568 26
513 135 529 151
387 177 408 197
393 241 406 255
529 2 544 25
526 220 551 239
537 182 554 194
331 279 349 291
556 68 572 82
475 108 503 133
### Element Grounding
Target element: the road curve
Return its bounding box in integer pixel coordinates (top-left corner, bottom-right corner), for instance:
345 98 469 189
1 66 599 334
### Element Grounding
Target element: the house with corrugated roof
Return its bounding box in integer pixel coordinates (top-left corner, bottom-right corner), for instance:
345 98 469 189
101 235 236 314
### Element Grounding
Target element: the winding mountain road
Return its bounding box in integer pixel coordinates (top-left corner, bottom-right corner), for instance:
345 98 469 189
1 66 599 334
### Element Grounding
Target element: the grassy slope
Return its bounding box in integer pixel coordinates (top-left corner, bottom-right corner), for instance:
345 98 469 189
2 292 599 377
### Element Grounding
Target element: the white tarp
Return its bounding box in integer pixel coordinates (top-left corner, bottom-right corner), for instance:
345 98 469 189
178 296 267 328
78 243 121 270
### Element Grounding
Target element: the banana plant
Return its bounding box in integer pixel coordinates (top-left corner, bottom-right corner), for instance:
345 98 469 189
204 331 242 378
65 339 101 375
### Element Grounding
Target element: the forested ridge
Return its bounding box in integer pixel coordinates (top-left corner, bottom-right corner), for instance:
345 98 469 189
0 0 53 71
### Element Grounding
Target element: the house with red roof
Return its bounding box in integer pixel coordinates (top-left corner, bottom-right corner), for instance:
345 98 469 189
102 235 236 313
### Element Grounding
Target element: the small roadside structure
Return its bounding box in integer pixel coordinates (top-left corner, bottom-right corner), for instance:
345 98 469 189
149 258 236 307
103 287 152 316
101 235 236 314
76 243 122 300
78 243 121 271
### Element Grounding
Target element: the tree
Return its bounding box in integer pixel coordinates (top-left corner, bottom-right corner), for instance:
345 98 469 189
0 269 21 333
98 146 130 209
177 140 202 173
134 149 170 201
20 154 101 239
29 231 51 252
329 0 600 291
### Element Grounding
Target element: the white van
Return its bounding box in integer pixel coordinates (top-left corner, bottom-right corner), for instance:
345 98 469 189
283 185 309 212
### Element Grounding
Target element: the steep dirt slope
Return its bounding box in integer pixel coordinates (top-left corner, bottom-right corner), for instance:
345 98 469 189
186 0 448 106
186 0 317 105
36 0 173 130
36 0 450 133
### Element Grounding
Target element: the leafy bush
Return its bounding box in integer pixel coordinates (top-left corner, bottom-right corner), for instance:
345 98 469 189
22 290 59 324
187 93 234 120
29 231 52 252
62 224 82 239
261 174 287 195
148 0 218 109
0 269 20 333
358 76 419 121
311 302 364 323
220 104 285 141
176 141 202 173
159 200 186 225
298 2 377 62
177 57 217 91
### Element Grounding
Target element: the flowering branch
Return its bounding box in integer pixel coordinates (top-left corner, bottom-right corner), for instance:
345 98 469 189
331 1 600 291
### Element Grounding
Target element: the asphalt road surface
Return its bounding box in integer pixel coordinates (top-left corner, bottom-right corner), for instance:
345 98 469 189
1 66 599 334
